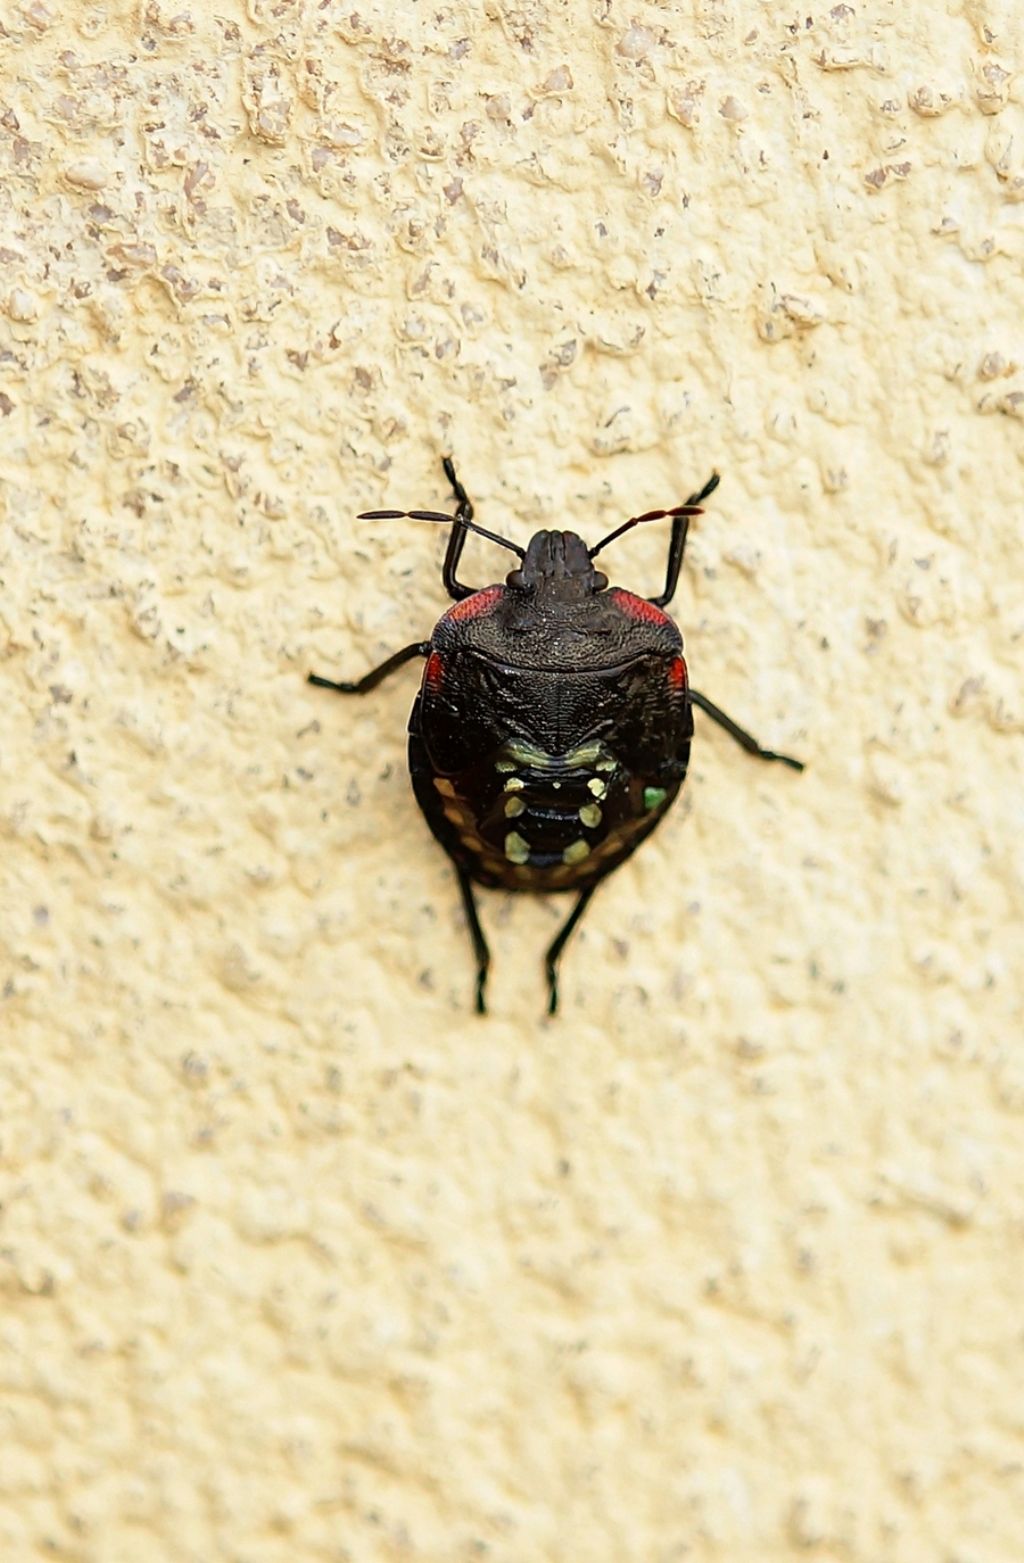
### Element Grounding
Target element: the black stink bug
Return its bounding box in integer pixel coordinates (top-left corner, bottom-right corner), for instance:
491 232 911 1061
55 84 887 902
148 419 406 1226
309 458 803 1015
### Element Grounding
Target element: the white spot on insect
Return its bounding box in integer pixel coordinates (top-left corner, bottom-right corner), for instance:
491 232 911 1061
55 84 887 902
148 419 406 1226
562 839 591 865
596 758 617 773
505 831 530 864
504 796 526 818
578 803 602 828
564 741 603 767
503 776 525 791
503 738 551 766
587 777 607 798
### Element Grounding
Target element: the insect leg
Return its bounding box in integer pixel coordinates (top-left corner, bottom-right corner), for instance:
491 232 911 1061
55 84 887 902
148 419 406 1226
455 864 491 1015
690 689 804 771
544 886 597 1016
441 456 476 602
307 642 430 695
649 472 720 608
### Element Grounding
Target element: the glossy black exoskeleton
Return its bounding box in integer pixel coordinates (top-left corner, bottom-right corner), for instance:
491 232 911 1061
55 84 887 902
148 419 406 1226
309 459 803 1014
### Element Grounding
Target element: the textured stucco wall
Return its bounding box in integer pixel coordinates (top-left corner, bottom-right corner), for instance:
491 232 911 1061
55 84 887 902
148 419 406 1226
2 2 1022 1560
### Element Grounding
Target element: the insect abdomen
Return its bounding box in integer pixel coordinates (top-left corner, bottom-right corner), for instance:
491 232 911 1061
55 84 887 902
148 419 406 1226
410 723 686 892
409 643 692 891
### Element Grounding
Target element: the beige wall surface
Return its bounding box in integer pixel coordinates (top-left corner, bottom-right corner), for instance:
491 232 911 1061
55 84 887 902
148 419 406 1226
2 1 1022 1559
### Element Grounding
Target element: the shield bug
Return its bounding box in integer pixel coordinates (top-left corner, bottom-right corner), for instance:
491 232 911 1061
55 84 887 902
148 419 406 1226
309 458 803 1014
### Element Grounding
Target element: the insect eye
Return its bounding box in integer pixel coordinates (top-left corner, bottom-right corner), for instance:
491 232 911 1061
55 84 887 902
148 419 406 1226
592 570 608 591
506 568 527 589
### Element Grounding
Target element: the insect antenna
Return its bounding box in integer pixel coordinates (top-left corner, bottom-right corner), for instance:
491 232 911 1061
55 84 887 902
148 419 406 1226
358 507 525 559
588 472 720 560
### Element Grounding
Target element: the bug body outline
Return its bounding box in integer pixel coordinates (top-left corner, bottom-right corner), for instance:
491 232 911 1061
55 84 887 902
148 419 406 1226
309 458 803 1014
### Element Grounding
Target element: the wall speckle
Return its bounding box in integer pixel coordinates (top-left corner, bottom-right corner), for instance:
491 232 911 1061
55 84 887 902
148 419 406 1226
1 2 1022 1559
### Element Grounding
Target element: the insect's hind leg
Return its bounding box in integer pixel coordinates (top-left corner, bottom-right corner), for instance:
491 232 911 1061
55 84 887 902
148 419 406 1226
441 456 476 602
455 865 491 1015
307 641 430 695
544 886 596 1016
690 688 804 771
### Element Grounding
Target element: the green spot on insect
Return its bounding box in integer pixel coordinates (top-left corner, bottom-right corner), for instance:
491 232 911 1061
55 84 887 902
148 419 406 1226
587 777 607 798
504 796 526 818
578 803 602 828
643 786 667 811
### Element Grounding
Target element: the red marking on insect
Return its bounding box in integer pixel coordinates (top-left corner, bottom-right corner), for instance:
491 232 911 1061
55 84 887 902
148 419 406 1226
609 589 671 626
668 656 687 690
446 586 502 622
425 651 444 692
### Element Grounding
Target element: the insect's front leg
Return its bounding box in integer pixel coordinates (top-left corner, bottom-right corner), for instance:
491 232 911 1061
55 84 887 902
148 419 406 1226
649 471 721 608
308 641 431 695
690 689 804 771
441 456 477 602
